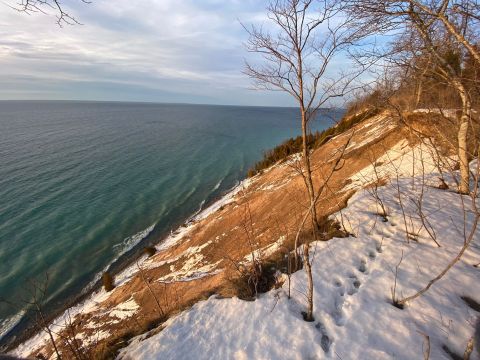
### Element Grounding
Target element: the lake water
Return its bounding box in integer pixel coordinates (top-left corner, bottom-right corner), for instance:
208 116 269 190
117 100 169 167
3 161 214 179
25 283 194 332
0 101 341 345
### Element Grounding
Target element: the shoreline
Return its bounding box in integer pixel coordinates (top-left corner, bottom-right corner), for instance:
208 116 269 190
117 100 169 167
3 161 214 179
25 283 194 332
5 174 254 355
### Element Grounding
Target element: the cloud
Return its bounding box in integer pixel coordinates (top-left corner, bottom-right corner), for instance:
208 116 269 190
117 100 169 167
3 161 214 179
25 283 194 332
0 0 352 106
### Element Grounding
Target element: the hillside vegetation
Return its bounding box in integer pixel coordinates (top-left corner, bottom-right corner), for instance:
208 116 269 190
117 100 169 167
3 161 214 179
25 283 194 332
248 106 381 177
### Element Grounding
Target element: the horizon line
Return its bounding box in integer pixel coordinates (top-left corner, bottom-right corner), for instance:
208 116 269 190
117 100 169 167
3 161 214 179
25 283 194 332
0 99 344 110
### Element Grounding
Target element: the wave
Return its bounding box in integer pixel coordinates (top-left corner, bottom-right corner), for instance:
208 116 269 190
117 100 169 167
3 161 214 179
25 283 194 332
113 223 156 254
186 177 225 223
81 223 156 295
189 200 206 221
0 310 26 342
212 178 222 192
192 178 248 223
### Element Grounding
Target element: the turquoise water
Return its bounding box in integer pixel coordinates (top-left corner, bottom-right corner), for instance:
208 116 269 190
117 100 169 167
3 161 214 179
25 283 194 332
0 101 341 344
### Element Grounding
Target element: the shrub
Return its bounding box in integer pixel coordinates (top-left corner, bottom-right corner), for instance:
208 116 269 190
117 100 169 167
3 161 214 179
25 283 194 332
228 260 279 300
143 246 156 257
102 272 115 292
316 218 350 239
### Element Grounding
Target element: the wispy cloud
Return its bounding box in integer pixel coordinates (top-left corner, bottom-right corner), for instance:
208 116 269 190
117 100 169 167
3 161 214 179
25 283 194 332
0 0 348 106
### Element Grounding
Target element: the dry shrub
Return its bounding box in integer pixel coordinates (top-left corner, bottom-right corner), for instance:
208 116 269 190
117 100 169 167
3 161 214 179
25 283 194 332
102 272 115 292
143 246 156 257
316 218 350 239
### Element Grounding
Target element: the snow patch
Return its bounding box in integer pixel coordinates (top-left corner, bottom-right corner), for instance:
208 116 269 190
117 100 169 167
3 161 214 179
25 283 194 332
242 235 286 263
109 298 139 321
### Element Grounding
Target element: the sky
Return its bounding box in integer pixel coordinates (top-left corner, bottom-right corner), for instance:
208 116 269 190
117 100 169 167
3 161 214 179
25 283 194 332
0 0 357 106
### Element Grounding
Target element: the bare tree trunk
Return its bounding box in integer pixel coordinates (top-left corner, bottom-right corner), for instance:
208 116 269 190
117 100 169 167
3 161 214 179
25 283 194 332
301 109 320 231
458 115 470 194
455 81 472 194
302 242 314 321
410 17 472 194
35 302 62 360
414 80 423 109
137 261 164 316
414 58 432 109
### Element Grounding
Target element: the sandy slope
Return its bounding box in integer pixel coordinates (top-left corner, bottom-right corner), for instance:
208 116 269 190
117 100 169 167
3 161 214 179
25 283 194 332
13 110 475 359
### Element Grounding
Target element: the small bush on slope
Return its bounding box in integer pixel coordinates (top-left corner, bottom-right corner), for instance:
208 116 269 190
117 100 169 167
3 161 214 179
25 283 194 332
102 272 115 292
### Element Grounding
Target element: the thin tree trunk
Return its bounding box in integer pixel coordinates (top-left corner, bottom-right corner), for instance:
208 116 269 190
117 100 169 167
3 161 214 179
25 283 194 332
414 63 430 109
303 242 314 321
458 114 470 194
415 80 423 109
301 109 320 231
36 303 62 360
137 261 164 316
301 110 317 320
408 15 472 193
455 82 471 194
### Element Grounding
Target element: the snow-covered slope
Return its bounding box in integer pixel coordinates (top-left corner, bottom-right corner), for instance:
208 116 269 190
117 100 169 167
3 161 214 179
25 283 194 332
119 163 479 360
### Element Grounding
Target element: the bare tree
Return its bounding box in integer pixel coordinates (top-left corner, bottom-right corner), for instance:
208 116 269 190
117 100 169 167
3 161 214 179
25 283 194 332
292 133 353 320
244 0 365 234
401 1 480 65
408 24 472 195
6 0 89 26
12 274 63 359
244 1 367 320
345 0 480 61
345 0 477 194
136 261 165 317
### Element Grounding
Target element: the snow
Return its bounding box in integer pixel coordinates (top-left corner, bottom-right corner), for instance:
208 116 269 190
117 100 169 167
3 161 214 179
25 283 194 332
108 298 140 320
159 255 222 283
258 173 296 192
345 139 457 192
160 261 223 283
12 287 114 358
118 164 479 360
242 235 286 263
113 224 156 255
413 108 459 119
193 178 254 222
76 329 111 348
13 295 138 357
345 114 397 153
